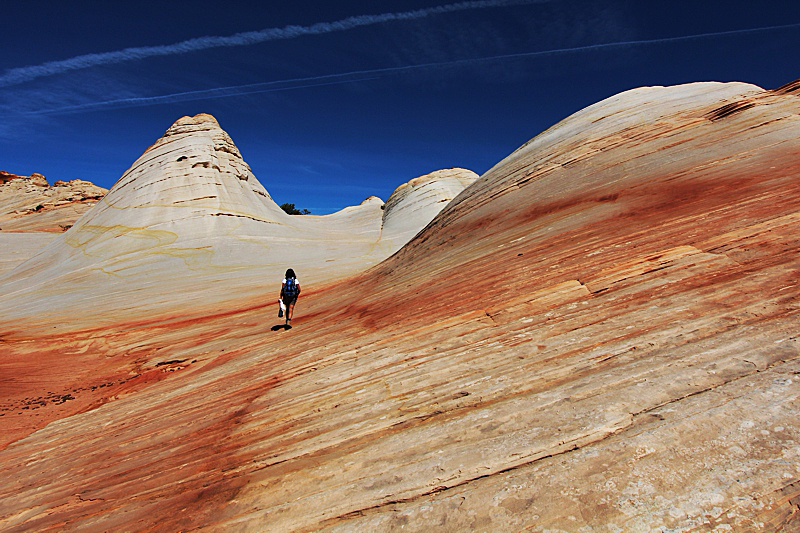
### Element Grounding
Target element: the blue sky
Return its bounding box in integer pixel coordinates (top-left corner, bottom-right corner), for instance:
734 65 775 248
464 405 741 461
2 0 799 214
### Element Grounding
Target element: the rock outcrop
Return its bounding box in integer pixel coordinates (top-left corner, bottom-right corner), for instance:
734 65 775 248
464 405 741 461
0 115 473 330
0 171 106 232
380 168 478 249
1 81 800 533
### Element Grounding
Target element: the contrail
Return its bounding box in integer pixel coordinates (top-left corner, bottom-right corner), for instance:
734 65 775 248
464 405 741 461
0 0 545 88
25 19 800 117
26 76 383 115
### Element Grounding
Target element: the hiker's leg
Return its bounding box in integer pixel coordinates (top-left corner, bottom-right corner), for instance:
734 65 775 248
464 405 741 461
287 302 295 322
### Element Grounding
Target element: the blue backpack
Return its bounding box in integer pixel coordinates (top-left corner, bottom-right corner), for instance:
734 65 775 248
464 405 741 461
284 278 298 298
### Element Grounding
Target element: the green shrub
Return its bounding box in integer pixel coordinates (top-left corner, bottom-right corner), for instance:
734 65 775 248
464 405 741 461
279 203 311 215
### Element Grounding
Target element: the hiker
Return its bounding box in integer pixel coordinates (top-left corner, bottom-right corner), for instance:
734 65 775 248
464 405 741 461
280 268 301 327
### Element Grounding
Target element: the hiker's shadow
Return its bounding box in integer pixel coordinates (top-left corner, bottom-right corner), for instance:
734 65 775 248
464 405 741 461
271 324 292 331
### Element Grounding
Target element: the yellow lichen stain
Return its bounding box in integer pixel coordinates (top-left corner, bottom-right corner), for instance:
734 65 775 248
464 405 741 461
66 225 179 259
60 223 268 276
147 247 217 272
91 266 124 279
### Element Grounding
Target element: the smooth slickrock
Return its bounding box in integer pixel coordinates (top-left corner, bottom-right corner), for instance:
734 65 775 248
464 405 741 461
0 172 107 276
1 80 800 533
0 114 473 333
0 171 106 232
0 113 474 450
0 234 58 277
380 168 478 248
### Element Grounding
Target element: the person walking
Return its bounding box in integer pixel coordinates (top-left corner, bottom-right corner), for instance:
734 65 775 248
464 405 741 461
280 268 301 327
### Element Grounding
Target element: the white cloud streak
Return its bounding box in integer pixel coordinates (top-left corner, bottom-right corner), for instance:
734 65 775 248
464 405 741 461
24 20 800 117
0 0 545 88
26 76 383 115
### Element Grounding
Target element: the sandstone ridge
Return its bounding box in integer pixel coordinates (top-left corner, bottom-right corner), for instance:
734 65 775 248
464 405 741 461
0 115 475 329
1 81 800 532
0 171 106 232
0 172 108 275
381 167 478 247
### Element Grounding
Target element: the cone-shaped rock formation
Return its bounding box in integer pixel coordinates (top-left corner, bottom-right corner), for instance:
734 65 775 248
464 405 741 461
0 115 474 329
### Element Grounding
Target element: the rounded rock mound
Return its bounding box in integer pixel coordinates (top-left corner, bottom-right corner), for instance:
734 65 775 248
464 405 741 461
380 168 478 248
0 114 476 327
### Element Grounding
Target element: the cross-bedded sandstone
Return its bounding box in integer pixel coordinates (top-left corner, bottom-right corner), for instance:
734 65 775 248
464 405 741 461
1 80 799 532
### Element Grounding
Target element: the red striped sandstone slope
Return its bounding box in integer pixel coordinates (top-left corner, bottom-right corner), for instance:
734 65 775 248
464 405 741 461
1 80 800 532
0 114 475 451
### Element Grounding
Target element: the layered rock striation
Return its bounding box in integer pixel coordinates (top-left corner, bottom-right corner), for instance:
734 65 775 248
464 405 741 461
0 171 106 232
0 171 108 276
0 114 472 330
1 81 800 532
380 168 478 249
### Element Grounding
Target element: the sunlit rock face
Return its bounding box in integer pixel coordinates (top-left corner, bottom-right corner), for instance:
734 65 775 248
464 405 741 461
24 113 290 275
0 171 106 232
0 114 291 331
1 81 800 533
0 114 471 330
380 168 478 247
0 172 108 276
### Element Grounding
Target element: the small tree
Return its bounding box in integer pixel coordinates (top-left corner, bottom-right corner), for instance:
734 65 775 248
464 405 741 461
280 203 311 215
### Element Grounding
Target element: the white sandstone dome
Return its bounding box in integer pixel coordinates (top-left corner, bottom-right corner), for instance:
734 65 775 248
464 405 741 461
380 168 478 245
0 113 479 323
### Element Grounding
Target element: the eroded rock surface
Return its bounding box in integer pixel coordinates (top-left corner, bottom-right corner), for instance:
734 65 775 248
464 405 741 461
380 168 478 248
0 114 472 331
0 171 106 232
1 82 800 533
